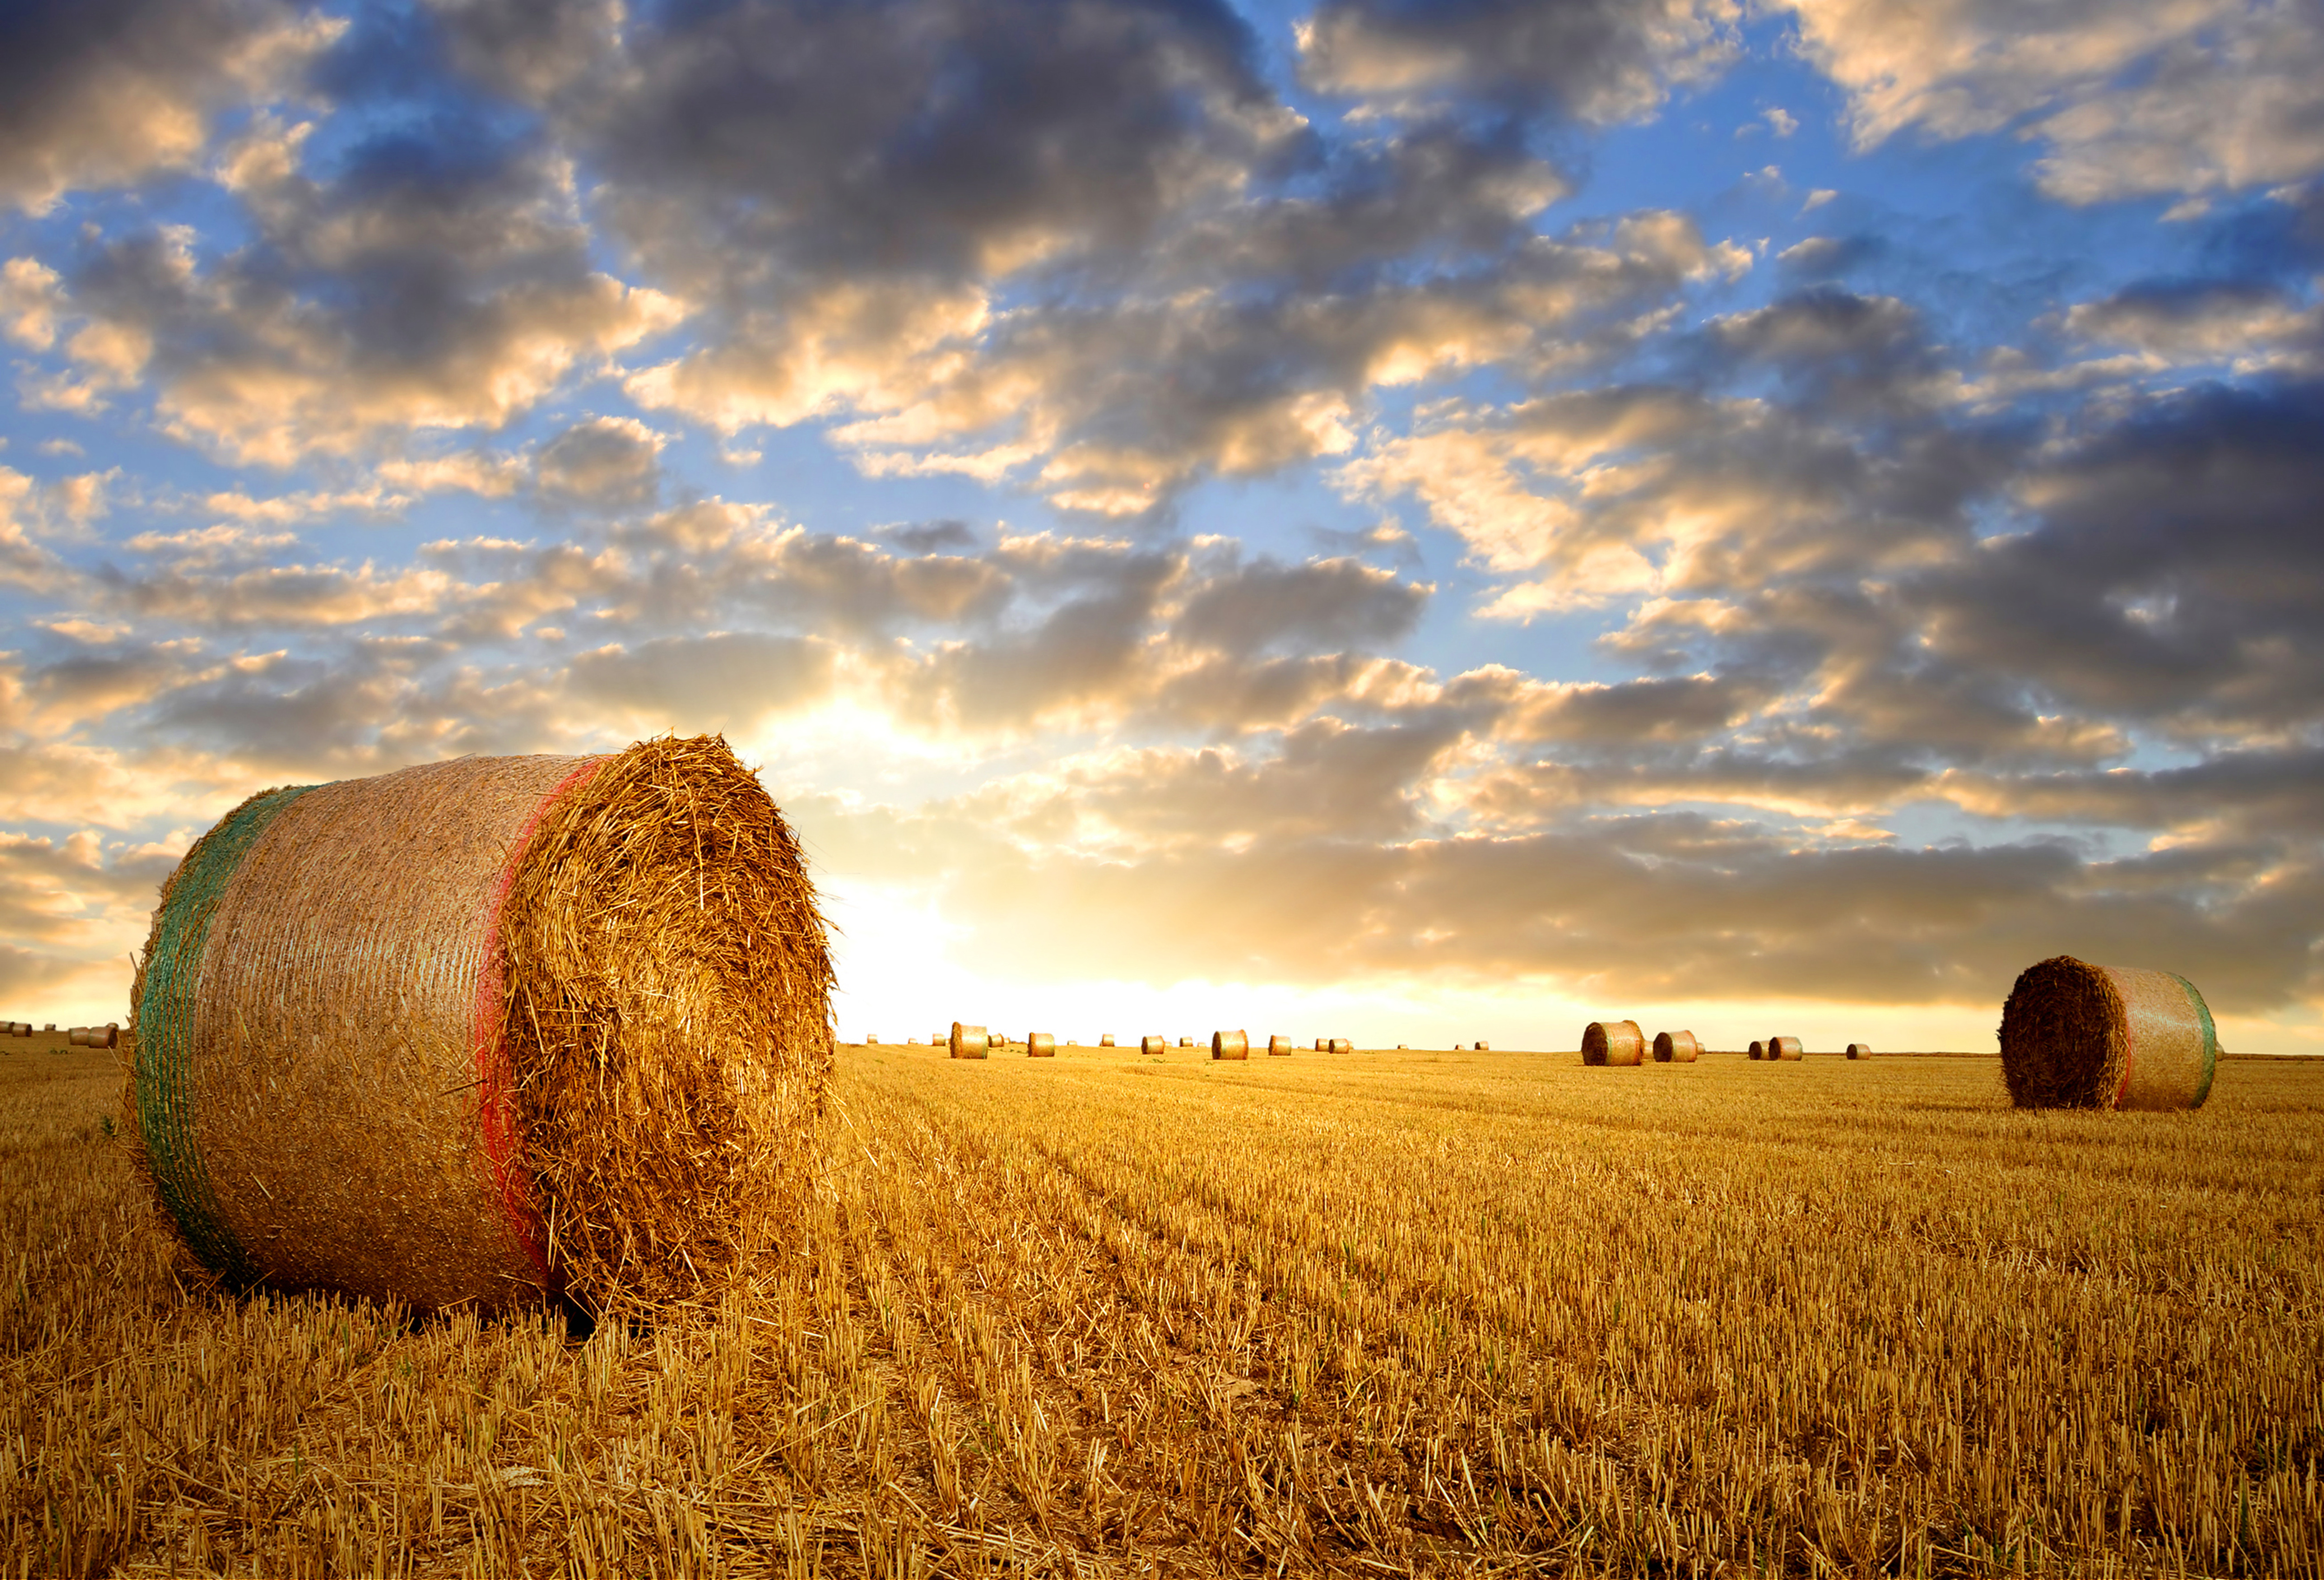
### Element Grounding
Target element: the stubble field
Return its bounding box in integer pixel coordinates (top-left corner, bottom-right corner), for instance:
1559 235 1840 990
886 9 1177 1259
4 1035 2320 1577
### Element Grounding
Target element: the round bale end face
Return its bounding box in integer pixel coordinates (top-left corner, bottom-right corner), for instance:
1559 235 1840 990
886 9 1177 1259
1998 955 2215 1111
1582 1020 1644 1066
1747 1041 1764 1060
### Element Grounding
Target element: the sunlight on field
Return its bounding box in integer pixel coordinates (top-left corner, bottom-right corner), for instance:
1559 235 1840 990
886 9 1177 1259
5 1038 2320 1576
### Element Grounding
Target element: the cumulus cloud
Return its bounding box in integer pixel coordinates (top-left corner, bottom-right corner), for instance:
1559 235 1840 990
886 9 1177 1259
1786 0 2324 203
0 0 342 214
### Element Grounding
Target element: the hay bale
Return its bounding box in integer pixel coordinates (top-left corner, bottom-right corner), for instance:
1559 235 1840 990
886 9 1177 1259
1581 1020 1645 1066
1314 1038 1327 1051
1999 955 2217 1111
1026 1032 1056 1058
1212 1030 1249 1060
1100 1034 1115 1047
125 736 833 1318
1139 1035 1165 1055
1652 1030 1701 1063
1768 1036 1803 1061
1748 1040 1764 1060
1266 1035 1291 1055
949 1022 988 1059
1178 1036 1192 1047
1331 1037 1352 1055
1846 1042 1870 1060
1474 1040 1489 1050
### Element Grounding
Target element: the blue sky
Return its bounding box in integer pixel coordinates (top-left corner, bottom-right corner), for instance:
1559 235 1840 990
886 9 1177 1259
3 0 2320 1051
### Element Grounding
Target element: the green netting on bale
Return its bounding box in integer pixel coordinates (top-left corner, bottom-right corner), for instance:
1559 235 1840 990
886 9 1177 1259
2174 971 2219 1109
136 784 319 1285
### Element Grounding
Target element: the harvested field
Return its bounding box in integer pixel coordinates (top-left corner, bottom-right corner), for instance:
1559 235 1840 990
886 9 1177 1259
7 1040 2322 1576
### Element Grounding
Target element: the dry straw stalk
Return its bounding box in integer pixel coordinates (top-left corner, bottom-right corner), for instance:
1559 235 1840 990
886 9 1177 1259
125 736 833 1319
1582 1020 1645 1066
1999 955 2217 1110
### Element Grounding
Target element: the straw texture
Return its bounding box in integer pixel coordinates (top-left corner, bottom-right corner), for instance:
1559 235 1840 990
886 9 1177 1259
1211 1031 1248 1060
126 739 834 1317
1998 955 2217 1111
1026 1033 1056 1058
1582 1020 1645 1066
1768 1036 1803 1061
950 1023 989 1060
1652 1030 1701 1063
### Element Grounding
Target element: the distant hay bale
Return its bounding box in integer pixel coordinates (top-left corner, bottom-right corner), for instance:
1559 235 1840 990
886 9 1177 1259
1396 1043 1408 1050
1581 1020 1645 1066
950 1022 989 1059
71 1026 119 1048
988 1031 1007 1050
1999 955 2217 1111
1100 1033 1115 1046
1267 1034 1292 1055
1212 1030 1249 1060
1330 1037 1352 1055
1748 1040 1765 1060
1652 1030 1701 1063
125 736 834 1318
1768 1036 1803 1061
1846 1042 1871 1060
1178 1036 1192 1047
1026 1032 1056 1058
1315 1038 1328 1051
864 1033 879 1045
1140 1035 1165 1055
1474 1040 1489 1050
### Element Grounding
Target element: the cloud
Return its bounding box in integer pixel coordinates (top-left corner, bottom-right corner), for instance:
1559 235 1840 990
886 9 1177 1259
2063 278 2322 370
535 415 665 510
0 0 342 214
568 632 839 733
37 127 680 465
1295 0 1738 125
1785 0 2324 203
1171 554 1428 656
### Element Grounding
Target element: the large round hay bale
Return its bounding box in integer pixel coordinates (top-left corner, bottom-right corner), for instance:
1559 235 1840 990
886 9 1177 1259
1474 1040 1489 1051
951 1022 989 1059
1177 1036 1192 1047
1330 1037 1353 1055
1212 1030 1249 1060
1100 1033 1115 1047
1266 1035 1291 1056
1999 955 2217 1111
1845 1042 1870 1060
1768 1036 1803 1061
1139 1035 1165 1055
1652 1030 1700 1063
1581 1020 1644 1066
1026 1032 1056 1058
125 737 833 1317
864 1033 879 1045
1747 1040 1764 1060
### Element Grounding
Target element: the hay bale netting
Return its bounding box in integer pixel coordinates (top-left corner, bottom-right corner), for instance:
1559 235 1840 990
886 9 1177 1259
1330 1037 1353 1055
1581 1020 1645 1066
1267 1034 1292 1056
1140 1035 1166 1055
1212 1030 1249 1060
1846 1042 1871 1060
1652 1030 1701 1063
1747 1040 1765 1060
1999 955 2218 1111
125 737 835 1318
950 1022 989 1060
1026 1032 1056 1058
1768 1036 1803 1061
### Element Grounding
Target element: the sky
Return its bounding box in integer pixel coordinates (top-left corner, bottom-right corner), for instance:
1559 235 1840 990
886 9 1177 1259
2 0 2320 1053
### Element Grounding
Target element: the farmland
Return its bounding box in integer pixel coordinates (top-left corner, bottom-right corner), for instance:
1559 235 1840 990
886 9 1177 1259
5 1036 2321 1576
